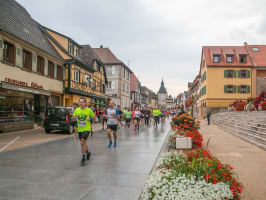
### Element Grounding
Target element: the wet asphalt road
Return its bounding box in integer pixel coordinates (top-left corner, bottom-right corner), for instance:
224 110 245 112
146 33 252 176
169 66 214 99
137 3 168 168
0 119 170 200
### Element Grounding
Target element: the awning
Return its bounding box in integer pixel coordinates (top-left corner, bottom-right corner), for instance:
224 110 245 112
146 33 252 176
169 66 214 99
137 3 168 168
0 82 51 96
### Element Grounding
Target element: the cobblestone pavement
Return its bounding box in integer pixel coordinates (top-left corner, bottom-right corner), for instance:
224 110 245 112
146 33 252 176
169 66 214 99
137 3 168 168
200 119 266 200
0 120 170 200
0 123 103 153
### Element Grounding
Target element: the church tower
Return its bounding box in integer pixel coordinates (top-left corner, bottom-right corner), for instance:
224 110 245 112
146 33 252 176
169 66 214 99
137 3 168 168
157 79 168 106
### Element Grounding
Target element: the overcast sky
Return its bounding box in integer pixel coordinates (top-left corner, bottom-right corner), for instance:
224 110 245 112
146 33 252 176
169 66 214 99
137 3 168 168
17 0 266 96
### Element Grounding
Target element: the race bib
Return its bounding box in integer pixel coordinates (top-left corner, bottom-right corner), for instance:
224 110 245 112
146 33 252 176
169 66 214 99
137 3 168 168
78 120 86 127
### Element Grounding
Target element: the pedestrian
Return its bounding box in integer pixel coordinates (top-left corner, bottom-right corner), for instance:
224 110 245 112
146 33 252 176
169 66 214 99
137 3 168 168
124 108 132 128
144 108 151 126
117 105 123 126
106 101 119 148
207 110 211 125
152 107 161 127
72 98 95 166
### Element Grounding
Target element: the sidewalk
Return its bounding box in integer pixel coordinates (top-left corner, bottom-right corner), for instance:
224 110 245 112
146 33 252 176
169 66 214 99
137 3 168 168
200 119 266 200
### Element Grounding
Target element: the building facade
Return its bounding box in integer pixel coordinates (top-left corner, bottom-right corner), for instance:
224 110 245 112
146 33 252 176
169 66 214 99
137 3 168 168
93 46 131 108
130 73 141 108
157 79 168 106
42 28 107 107
199 45 255 117
0 0 65 132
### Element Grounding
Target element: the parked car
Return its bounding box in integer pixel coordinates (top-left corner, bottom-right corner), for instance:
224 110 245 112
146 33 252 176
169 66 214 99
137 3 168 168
43 106 75 134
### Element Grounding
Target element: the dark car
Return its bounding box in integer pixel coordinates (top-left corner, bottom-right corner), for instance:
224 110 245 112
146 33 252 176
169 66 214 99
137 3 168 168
43 106 75 134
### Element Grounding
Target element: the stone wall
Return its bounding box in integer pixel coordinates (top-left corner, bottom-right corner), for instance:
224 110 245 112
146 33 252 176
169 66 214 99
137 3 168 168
0 122 34 133
256 77 266 96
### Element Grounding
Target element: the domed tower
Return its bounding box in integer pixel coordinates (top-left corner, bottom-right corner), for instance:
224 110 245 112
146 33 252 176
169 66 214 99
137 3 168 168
157 79 168 106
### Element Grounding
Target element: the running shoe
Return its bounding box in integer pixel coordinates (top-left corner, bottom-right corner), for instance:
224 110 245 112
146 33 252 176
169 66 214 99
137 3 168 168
108 140 113 148
80 159 86 166
113 141 117 148
86 152 91 160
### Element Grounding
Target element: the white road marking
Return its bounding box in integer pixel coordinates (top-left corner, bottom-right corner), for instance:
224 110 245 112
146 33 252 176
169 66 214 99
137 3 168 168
0 138 69 145
0 136 20 152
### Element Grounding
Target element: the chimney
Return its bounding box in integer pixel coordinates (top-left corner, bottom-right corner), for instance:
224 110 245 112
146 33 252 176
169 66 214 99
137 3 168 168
100 45 103 48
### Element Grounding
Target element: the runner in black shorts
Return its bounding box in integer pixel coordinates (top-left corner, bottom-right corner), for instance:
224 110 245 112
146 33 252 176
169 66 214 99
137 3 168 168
106 101 119 148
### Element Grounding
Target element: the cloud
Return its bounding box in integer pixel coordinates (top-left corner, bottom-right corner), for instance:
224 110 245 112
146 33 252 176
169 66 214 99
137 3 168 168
17 0 266 96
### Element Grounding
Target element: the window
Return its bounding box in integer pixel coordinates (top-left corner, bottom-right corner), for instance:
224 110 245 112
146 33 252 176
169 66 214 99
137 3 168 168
48 61 54 77
37 56 44 74
240 55 246 63
107 81 112 89
122 83 125 92
74 69 80 82
76 47 80 58
92 79 96 90
97 63 101 72
225 70 234 78
213 55 220 63
240 70 247 78
106 66 112 75
225 85 234 93
123 68 126 78
253 47 259 52
23 50 32 70
126 84 129 93
68 42 74 54
226 55 233 63
240 85 247 93
57 65 63 81
101 84 105 93
3 41 15 64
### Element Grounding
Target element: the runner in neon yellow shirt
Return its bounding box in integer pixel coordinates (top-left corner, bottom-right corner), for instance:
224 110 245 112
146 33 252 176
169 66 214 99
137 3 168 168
152 107 161 127
72 97 95 166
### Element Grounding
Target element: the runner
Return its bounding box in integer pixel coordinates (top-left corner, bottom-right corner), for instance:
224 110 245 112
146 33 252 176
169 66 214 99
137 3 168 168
124 108 132 128
101 107 107 129
106 101 119 148
144 108 151 126
72 98 95 166
117 106 123 126
72 102 79 135
152 107 161 127
134 107 142 130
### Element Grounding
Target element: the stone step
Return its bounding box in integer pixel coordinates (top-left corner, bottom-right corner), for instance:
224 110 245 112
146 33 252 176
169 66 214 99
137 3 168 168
215 123 266 151
213 121 266 147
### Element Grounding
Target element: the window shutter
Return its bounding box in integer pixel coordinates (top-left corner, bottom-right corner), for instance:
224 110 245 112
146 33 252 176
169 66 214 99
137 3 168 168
32 53 37 72
44 58 48 75
233 70 237 78
237 70 241 78
247 70 250 78
224 70 227 78
15 47 22 67
54 63 57 79
237 85 241 93
111 80 115 89
224 85 227 93
233 85 237 93
112 66 115 75
247 85 250 93
0 38 3 61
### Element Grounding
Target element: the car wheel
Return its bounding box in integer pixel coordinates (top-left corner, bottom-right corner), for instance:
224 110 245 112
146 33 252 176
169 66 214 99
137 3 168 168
68 125 74 134
45 128 51 133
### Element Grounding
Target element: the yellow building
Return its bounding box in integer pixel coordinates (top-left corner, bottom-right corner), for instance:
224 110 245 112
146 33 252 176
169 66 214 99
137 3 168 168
41 27 107 107
199 45 253 117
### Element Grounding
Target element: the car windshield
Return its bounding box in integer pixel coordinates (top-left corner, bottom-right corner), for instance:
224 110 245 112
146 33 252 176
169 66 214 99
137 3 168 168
46 108 66 116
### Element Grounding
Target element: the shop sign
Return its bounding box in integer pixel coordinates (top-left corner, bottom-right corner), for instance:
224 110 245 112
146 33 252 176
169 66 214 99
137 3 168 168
5 78 43 90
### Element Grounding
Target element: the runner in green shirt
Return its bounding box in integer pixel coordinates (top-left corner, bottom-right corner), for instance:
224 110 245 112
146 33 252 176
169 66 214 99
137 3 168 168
124 108 132 128
72 97 95 166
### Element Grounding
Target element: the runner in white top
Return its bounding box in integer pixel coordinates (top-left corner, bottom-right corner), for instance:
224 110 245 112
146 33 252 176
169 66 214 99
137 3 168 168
134 107 141 130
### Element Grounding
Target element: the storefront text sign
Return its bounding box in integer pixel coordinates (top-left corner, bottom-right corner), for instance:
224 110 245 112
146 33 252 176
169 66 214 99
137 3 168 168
5 78 43 90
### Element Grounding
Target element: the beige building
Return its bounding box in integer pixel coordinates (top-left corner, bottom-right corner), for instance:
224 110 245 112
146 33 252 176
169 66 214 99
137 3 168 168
0 0 64 132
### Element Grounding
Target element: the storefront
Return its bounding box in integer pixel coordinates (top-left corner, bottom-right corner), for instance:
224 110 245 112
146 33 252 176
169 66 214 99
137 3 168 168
0 78 59 125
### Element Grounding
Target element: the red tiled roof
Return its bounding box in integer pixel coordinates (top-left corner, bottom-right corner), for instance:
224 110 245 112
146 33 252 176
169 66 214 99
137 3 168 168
246 45 266 67
203 46 253 67
93 47 122 64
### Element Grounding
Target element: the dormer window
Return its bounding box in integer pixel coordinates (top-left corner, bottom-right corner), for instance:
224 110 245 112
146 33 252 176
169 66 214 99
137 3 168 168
226 55 233 63
213 55 220 63
240 55 247 63
68 42 74 54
